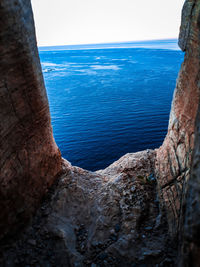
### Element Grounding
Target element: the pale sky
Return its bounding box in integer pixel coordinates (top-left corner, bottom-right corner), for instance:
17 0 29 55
31 0 185 47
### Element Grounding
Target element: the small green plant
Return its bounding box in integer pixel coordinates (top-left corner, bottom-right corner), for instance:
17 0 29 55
137 175 148 184
137 174 156 184
146 173 157 184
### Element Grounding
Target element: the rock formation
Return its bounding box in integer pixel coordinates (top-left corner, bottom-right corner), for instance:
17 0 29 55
0 0 62 240
1 152 177 266
0 0 200 266
181 108 200 267
155 0 200 238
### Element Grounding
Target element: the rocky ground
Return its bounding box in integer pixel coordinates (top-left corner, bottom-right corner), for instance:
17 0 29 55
0 150 177 267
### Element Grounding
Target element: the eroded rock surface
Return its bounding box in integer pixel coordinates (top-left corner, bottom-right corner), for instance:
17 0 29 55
180 108 200 267
0 151 176 266
155 0 200 236
0 0 62 239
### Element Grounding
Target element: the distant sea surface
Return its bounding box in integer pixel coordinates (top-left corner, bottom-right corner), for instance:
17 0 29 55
39 39 184 171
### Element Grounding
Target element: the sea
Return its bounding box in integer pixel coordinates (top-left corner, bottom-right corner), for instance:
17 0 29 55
39 39 184 171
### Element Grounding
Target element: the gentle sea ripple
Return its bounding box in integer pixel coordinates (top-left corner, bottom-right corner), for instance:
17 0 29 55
39 40 184 171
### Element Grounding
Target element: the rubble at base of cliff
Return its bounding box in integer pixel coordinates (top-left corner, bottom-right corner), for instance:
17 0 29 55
0 150 177 267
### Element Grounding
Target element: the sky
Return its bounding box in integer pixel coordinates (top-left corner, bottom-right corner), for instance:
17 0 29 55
31 0 185 47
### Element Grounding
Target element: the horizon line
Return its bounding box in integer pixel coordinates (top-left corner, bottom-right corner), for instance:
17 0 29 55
38 38 178 48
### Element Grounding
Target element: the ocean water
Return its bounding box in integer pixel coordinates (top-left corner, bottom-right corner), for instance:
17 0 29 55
39 39 184 171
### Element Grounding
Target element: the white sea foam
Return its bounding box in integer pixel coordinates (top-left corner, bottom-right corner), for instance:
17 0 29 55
42 62 58 67
74 69 97 75
128 60 137 64
111 58 127 61
42 62 68 68
91 65 120 70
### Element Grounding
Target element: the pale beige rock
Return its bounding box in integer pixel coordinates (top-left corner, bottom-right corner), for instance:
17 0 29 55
1 151 173 266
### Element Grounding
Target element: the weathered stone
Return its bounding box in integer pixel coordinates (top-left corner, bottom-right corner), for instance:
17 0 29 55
0 151 173 266
180 98 200 265
178 0 196 51
155 0 200 236
0 0 62 239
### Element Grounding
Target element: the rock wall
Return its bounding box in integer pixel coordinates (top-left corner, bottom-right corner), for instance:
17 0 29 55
180 109 200 266
0 0 62 239
1 152 176 266
155 0 200 237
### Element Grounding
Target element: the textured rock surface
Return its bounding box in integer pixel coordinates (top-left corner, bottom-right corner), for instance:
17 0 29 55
0 151 177 266
155 0 200 236
180 109 200 267
0 0 62 239
178 0 197 51
178 1 200 263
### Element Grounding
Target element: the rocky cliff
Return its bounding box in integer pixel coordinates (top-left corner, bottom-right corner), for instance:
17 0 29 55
155 0 200 238
0 0 62 240
2 152 177 266
0 0 200 266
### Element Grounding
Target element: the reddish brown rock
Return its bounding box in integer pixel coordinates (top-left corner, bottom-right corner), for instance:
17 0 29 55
155 0 200 236
0 0 62 239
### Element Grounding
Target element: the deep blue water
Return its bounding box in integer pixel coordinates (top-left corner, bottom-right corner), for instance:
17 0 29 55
39 39 184 171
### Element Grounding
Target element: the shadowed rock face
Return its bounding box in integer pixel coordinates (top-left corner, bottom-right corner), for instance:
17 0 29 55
181 108 200 267
179 1 200 261
0 0 62 239
155 0 200 237
1 152 176 266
